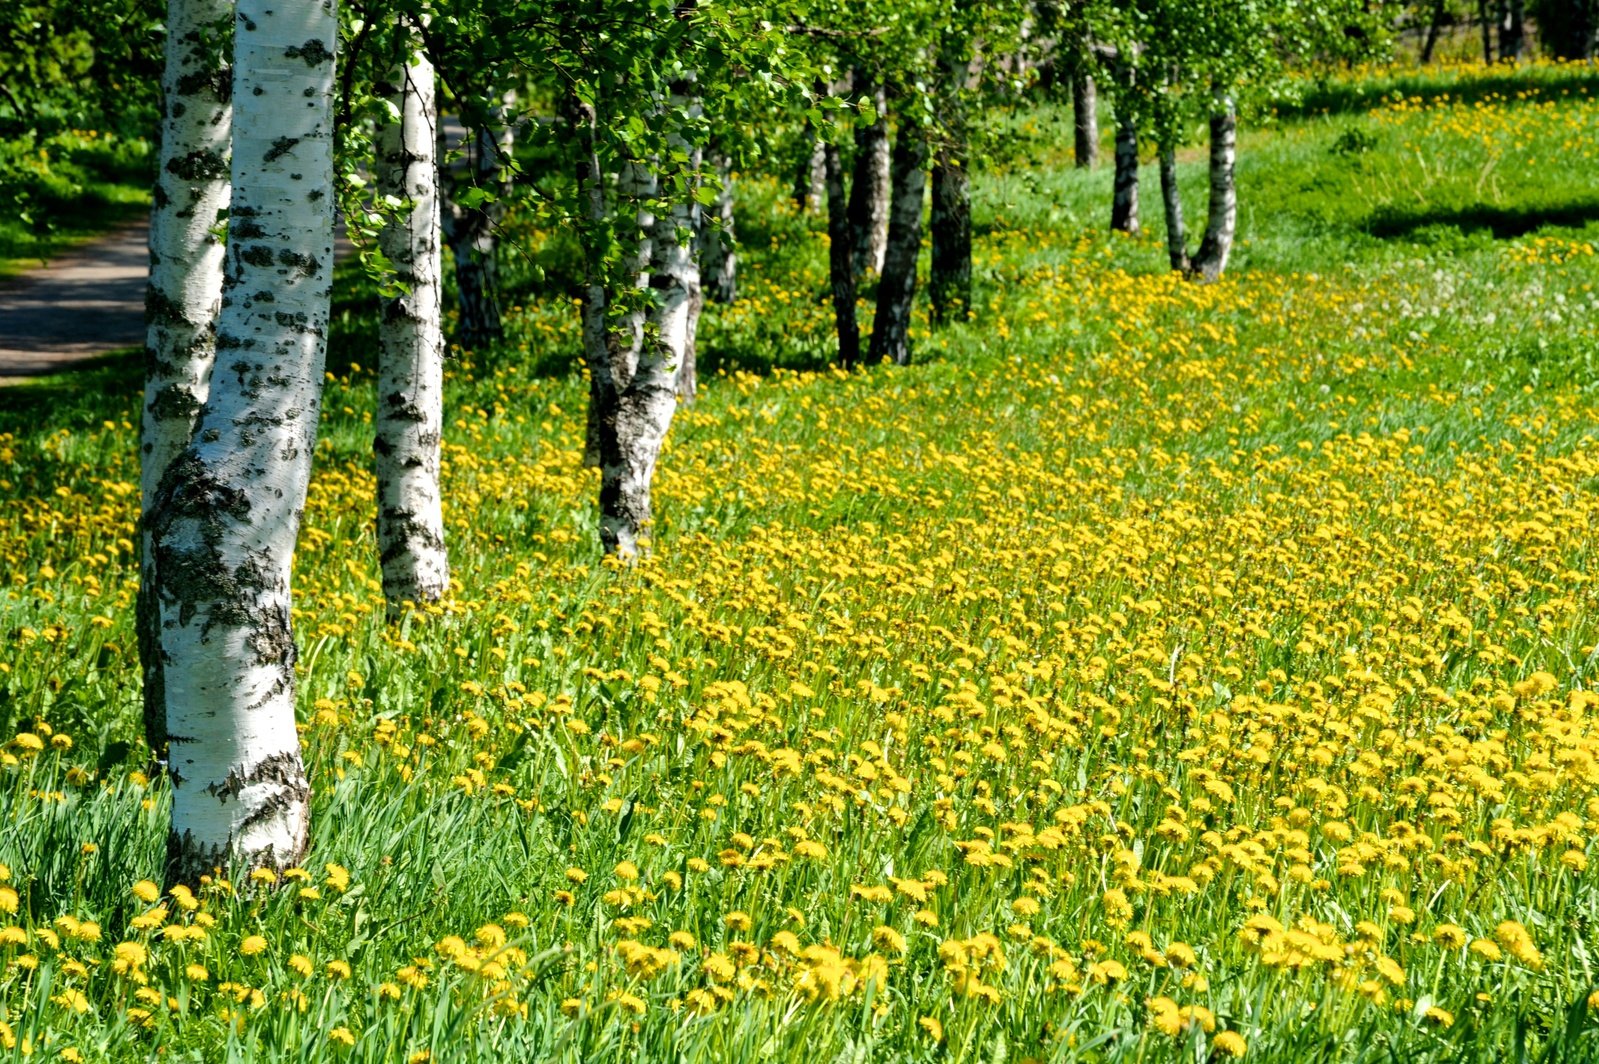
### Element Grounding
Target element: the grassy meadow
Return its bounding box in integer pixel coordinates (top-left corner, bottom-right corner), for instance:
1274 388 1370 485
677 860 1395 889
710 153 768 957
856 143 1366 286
5 59 1599 1062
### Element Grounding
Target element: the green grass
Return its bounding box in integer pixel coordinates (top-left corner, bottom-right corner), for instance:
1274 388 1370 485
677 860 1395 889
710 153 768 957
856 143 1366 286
4 59 1599 1063
0 128 151 278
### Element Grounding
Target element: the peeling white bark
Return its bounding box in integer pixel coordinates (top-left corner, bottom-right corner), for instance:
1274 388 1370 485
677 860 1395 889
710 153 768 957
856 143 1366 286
375 38 448 610
140 0 231 754
151 0 335 884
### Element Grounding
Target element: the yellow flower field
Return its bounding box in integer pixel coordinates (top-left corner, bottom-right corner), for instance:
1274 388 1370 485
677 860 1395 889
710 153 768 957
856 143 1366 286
3 59 1599 1062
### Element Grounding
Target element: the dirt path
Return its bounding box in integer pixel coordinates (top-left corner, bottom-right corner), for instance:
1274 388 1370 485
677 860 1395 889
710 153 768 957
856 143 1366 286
0 219 151 382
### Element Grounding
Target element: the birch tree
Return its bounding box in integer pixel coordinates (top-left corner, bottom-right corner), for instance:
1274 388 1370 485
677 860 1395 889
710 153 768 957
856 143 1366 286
440 97 514 346
866 119 928 366
140 0 231 755
374 30 448 610
847 77 889 280
149 0 337 883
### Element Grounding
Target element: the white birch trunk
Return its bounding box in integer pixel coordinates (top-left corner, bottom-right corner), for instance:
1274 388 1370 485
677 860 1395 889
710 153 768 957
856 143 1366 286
1190 91 1237 282
1073 70 1098 169
150 0 335 884
1159 140 1188 273
374 39 448 611
1111 98 1139 234
140 0 231 754
848 79 889 281
867 124 928 367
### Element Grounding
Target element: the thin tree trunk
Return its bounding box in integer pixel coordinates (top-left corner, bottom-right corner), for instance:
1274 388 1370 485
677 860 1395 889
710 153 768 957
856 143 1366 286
699 152 736 304
1073 70 1098 168
793 135 825 212
848 79 890 280
1421 0 1447 63
1159 141 1188 273
1479 0 1495 62
1111 103 1140 234
867 125 928 367
140 0 231 757
374 37 448 613
151 0 333 885
674 119 706 404
572 97 614 471
1190 92 1237 282
929 147 971 326
823 141 859 368
442 98 512 346
1499 0 1525 61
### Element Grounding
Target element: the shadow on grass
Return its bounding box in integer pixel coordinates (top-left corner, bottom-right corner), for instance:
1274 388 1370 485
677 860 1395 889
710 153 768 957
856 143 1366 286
1280 66 1599 120
0 347 142 434
1365 199 1599 241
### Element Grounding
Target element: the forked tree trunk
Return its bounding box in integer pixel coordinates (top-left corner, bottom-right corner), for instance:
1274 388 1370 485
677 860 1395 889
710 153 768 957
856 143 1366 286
1073 69 1098 168
929 145 971 325
140 0 231 756
150 0 334 885
574 90 694 556
867 125 928 366
1111 106 1139 234
374 38 448 612
1190 92 1237 282
580 153 651 470
848 79 890 280
1159 141 1188 273
823 141 859 368
699 152 736 304
442 98 513 346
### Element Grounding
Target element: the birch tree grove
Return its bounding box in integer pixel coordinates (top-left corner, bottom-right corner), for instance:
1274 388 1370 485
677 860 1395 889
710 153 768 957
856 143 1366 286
149 0 337 883
374 34 448 610
140 0 231 755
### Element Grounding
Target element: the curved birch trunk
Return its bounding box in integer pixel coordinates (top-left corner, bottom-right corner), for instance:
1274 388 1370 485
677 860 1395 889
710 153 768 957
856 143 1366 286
929 146 971 326
1190 92 1236 282
699 152 736 305
1073 70 1098 169
140 0 231 756
1111 103 1139 235
848 80 890 280
867 125 928 367
150 0 334 885
374 39 448 612
823 141 859 368
1159 141 1188 273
